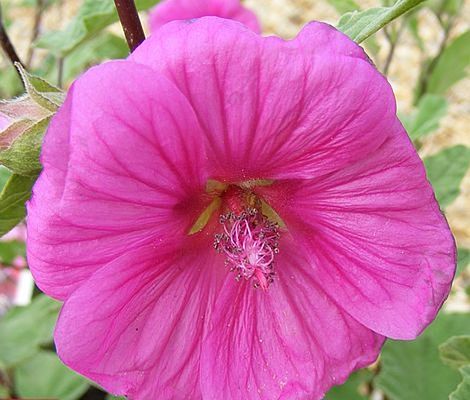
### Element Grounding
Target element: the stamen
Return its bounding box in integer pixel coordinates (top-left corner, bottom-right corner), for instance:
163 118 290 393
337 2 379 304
214 208 280 290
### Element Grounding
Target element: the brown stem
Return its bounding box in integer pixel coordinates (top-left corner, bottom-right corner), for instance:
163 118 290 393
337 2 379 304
0 3 24 73
26 0 45 68
383 21 407 76
414 15 454 104
113 0 145 52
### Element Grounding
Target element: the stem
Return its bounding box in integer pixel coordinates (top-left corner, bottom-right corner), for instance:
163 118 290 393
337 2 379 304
414 14 454 104
57 56 64 88
26 0 45 68
0 3 24 74
382 20 407 76
113 0 145 52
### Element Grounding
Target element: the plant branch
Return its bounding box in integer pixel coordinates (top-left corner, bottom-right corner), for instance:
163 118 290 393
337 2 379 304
26 0 45 68
0 3 24 74
414 14 455 104
383 19 407 76
113 0 145 52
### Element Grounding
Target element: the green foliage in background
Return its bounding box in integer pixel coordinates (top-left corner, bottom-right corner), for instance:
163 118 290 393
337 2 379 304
0 0 469 399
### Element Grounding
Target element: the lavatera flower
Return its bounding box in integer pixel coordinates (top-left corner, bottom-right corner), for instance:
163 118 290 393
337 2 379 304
149 0 260 33
27 18 456 400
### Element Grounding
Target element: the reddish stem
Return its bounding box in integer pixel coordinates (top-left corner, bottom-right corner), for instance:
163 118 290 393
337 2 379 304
113 0 146 52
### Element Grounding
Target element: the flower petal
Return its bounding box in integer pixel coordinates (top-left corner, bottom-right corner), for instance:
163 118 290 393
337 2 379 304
258 121 456 339
55 238 224 399
201 238 384 400
27 61 209 300
149 0 261 33
131 18 394 181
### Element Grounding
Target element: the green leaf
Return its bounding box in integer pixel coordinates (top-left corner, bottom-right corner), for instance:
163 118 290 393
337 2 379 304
106 396 127 400
14 351 89 400
326 369 371 399
407 14 424 51
36 0 159 56
375 313 470 400
327 0 360 14
457 248 470 276
0 241 25 264
402 94 447 140
427 30 470 96
0 294 60 367
60 33 128 85
337 0 425 43
0 173 37 237
0 117 50 175
451 365 470 400
424 145 470 208
440 336 470 370
16 63 64 112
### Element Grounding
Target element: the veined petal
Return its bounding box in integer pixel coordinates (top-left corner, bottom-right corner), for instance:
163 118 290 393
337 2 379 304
55 238 225 399
27 61 209 300
131 17 394 182
150 0 260 33
201 238 384 400
258 122 456 339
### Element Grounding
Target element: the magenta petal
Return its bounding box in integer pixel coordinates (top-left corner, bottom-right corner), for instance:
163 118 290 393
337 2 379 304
149 0 260 33
55 241 224 399
201 239 384 400
0 112 9 130
131 18 395 181
27 61 209 300
259 121 456 340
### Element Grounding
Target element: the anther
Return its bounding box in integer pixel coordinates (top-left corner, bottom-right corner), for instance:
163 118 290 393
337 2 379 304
214 207 280 290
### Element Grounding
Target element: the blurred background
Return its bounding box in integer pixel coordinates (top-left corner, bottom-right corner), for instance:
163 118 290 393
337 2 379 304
0 0 469 399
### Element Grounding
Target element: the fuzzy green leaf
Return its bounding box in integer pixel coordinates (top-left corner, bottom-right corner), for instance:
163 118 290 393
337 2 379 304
337 0 425 43
424 145 470 208
326 369 371 399
14 351 89 400
0 117 50 175
16 63 64 112
440 336 470 370
0 295 60 367
450 365 470 400
457 248 470 277
403 94 447 140
0 173 37 237
427 30 470 96
36 0 159 56
327 0 360 14
375 313 470 400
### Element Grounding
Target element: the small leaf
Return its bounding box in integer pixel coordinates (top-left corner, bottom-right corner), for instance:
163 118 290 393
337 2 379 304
327 0 360 14
402 94 447 140
36 0 159 56
375 313 470 400
457 248 470 277
326 369 371 399
0 294 60 367
337 0 426 43
0 94 51 121
450 365 470 400
16 63 64 112
0 241 25 264
0 173 37 238
424 145 470 208
14 351 89 400
0 116 50 175
427 30 470 96
440 336 470 370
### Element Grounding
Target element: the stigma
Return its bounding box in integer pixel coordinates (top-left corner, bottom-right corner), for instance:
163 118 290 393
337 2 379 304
214 208 280 290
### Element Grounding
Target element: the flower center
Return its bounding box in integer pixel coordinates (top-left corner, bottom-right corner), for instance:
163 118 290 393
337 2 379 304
214 208 280 290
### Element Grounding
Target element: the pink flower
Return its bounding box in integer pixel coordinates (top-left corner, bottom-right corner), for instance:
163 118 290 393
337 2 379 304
27 18 455 400
149 0 260 33
0 113 10 130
